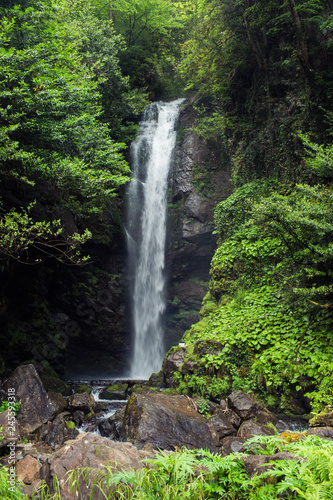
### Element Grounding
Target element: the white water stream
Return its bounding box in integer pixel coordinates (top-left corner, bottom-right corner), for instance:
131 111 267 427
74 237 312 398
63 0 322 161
127 99 184 379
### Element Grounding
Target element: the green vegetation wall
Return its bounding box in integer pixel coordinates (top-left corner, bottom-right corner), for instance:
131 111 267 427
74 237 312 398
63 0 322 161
170 0 333 414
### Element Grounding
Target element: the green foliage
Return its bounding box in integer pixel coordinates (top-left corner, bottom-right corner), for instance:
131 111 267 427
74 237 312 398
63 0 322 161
32 477 61 500
178 0 333 182
0 203 91 264
93 0 186 98
60 436 333 499
300 133 333 180
51 0 148 143
177 179 333 412
0 400 20 416
0 0 133 266
195 397 210 416
0 467 27 500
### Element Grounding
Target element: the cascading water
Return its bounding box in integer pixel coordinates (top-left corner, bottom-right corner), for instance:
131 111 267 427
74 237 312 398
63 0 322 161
127 99 184 379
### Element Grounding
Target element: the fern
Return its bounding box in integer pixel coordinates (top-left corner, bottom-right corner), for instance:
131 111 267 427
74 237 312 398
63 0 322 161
39 436 333 500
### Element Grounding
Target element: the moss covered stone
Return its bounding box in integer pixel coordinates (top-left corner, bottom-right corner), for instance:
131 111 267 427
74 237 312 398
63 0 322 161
77 384 92 395
100 383 128 400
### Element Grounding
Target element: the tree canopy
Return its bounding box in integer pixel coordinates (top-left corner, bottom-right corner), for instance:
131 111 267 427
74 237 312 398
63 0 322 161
0 0 140 264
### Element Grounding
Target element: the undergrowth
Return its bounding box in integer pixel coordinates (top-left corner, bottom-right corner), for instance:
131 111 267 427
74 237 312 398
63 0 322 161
2 435 333 499
58 435 333 499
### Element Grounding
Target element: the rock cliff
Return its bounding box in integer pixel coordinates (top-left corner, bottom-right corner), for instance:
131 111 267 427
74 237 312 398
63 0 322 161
165 101 232 346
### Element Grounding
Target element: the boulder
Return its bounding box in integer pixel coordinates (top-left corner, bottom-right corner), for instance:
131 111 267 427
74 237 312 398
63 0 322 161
221 436 246 456
307 426 333 440
15 454 42 498
98 406 126 440
279 430 306 444
99 383 128 400
128 384 153 395
242 455 268 477
309 408 333 427
94 402 107 413
34 363 71 396
181 358 200 376
3 364 57 434
206 409 237 446
242 452 304 479
98 418 117 438
76 384 92 395
162 348 187 381
269 451 305 463
40 377 72 396
48 392 67 413
46 433 151 500
255 410 277 426
0 410 20 447
148 371 165 387
72 410 85 426
68 393 95 414
123 393 216 451
16 455 40 484
37 412 78 449
219 402 241 429
237 420 276 440
227 391 260 420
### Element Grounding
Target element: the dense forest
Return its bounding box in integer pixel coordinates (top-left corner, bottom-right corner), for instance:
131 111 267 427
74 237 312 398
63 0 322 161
1 0 333 423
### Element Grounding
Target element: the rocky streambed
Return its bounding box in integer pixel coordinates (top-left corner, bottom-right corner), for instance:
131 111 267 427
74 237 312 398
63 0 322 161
1 364 332 499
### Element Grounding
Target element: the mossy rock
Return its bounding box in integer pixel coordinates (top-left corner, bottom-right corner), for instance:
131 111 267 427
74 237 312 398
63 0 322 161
83 411 96 421
100 383 128 400
200 300 218 318
65 420 76 430
309 407 333 427
148 371 165 387
34 362 71 396
162 388 179 396
130 385 156 394
77 384 92 395
41 377 72 396
279 431 306 443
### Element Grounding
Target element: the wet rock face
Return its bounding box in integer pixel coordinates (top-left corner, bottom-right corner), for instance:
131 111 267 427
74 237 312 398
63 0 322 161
122 393 216 452
3 364 57 434
67 393 96 414
0 410 20 447
237 420 276 440
227 391 261 420
162 348 187 385
206 409 238 446
165 102 232 346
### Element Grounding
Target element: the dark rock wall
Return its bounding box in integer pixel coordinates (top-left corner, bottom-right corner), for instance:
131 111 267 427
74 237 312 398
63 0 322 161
0 205 130 379
51 212 130 379
165 102 232 347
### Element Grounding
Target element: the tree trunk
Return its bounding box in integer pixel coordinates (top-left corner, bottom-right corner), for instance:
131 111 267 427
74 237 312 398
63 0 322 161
243 14 265 70
287 0 309 70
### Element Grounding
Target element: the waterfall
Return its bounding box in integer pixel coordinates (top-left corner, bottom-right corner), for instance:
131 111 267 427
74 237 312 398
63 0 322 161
127 99 183 379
